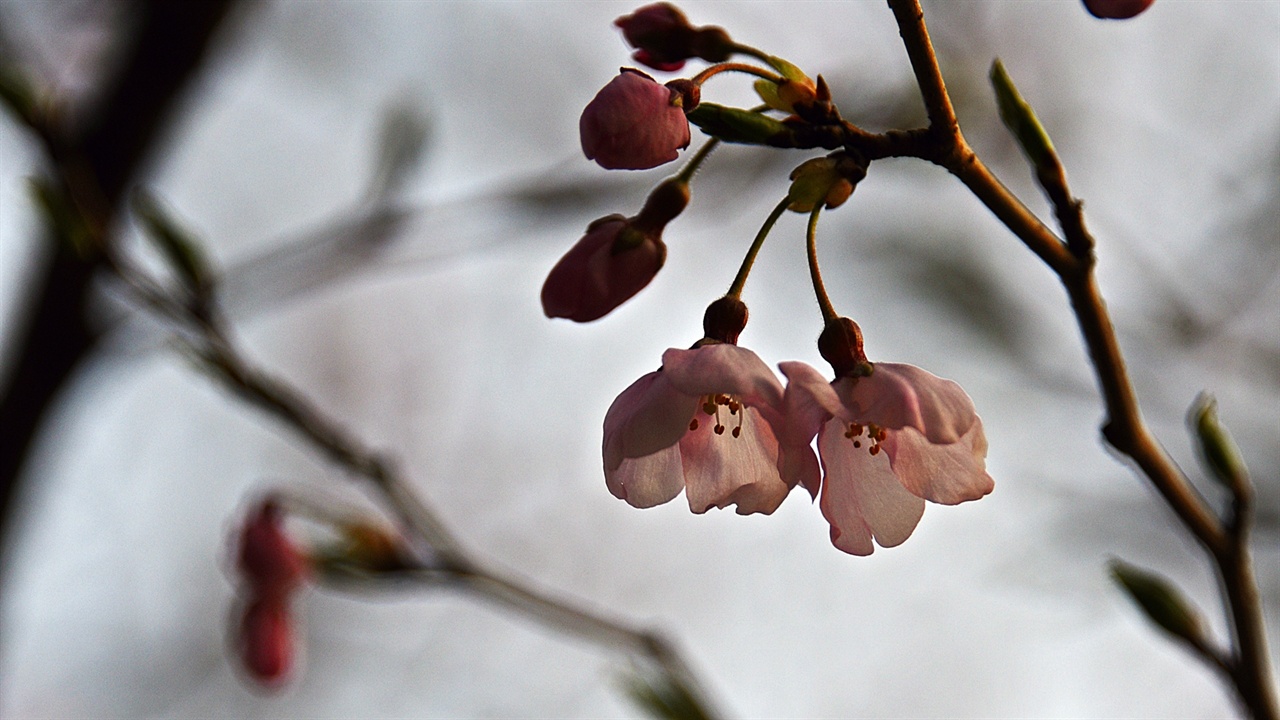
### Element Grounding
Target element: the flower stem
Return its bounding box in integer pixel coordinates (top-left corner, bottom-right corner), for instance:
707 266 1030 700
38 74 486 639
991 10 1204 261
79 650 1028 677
691 62 782 86
726 197 790 299
805 205 837 323
675 137 721 185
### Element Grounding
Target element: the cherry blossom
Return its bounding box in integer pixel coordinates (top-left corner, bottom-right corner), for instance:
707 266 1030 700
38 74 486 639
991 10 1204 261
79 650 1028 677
580 69 691 170
541 215 666 322
603 342 796 515
779 360 994 556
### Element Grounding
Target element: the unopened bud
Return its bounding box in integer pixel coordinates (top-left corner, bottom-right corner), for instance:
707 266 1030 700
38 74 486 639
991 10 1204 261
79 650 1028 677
1189 393 1249 494
1109 559 1209 651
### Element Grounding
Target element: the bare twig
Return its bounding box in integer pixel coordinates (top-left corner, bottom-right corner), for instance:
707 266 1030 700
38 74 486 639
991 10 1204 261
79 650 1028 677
884 1 1276 717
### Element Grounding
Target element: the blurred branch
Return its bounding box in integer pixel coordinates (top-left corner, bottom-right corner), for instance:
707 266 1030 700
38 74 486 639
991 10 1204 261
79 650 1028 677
109 202 725 718
885 0 1277 717
0 0 236 550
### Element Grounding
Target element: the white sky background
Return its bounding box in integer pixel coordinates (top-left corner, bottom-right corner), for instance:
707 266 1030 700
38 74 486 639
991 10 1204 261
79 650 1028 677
1 1 1278 717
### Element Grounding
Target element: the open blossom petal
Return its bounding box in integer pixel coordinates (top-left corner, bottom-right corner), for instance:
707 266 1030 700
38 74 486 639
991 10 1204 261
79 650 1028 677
839 363 977 444
603 369 698 471
817 418 925 555
882 424 993 505
778 360 844 497
779 360 991 555
663 343 784 418
607 442 685 508
602 343 792 515
680 404 787 514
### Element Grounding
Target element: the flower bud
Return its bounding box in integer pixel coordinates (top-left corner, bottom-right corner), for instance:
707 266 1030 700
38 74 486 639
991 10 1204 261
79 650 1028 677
238 596 295 688
237 498 309 600
1083 0 1154 19
702 296 748 345
818 317 871 378
581 69 692 170
614 3 733 71
542 216 666 322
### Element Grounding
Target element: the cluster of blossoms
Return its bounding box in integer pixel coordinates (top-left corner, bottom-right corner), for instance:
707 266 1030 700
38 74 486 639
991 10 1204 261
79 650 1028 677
544 4 998 555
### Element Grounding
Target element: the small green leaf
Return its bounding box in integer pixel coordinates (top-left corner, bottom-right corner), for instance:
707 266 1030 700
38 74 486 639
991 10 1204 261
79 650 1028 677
686 103 791 146
620 670 712 720
764 55 810 84
989 59 1057 169
132 190 213 293
1188 393 1248 493
1109 559 1207 648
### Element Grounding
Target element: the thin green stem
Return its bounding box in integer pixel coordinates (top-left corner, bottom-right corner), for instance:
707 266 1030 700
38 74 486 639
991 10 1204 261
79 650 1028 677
675 137 721 185
805 205 837 323
727 42 774 65
691 62 781 86
726 197 790 299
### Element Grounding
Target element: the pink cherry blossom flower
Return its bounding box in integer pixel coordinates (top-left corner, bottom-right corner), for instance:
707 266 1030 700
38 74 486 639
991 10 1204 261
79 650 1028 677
779 360 994 556
603 342 797 515
1082 0 1154 19
237 596 295 688
541 215 666 322
237 497 309 600
580 69 691 170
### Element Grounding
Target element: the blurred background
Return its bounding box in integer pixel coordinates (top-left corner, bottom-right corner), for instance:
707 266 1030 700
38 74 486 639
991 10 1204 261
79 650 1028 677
1 1 1277 717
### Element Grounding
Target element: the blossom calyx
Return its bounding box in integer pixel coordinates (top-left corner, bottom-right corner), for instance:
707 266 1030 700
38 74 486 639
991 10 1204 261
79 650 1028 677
542 215 667 322
581 69 692 170
818 317 871 378
702 296 748 345
615 3 734 72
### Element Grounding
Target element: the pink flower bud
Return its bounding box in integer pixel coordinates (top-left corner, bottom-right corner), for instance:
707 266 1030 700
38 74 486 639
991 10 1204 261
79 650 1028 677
580 69 691 170
238 596 295 688
614 3 733 71
237 498 308 600
541 216 666 322
1082 0 1154 19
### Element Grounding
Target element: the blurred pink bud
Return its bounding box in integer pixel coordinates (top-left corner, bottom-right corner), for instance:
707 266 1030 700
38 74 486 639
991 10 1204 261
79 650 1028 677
237 498 308 600
580 69 691 170
238 596 294 688
614 3 733 71
541 216 666 322
1083 0 1154 19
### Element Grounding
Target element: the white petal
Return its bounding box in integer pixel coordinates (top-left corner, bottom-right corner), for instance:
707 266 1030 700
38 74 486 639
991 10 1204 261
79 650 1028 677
662 344 784 412
817 418 925 554
844 363 977 444
603 370 698 471
883 422 994 505
679 406 788 515
605 444 686 509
